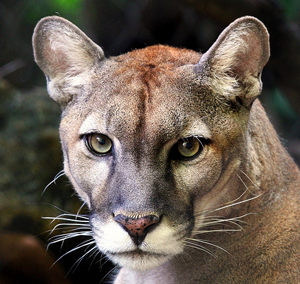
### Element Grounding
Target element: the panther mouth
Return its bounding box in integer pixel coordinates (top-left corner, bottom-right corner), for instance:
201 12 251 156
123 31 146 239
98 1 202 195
107 249 171 270
109 248 168 258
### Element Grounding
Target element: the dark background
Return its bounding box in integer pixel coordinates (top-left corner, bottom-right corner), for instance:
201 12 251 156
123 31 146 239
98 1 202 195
1 0 300 283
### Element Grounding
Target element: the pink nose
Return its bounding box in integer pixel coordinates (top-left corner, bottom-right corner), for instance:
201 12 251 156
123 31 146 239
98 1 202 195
114 214 160 246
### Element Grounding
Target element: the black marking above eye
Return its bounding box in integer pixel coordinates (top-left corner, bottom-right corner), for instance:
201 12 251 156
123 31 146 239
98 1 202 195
171 136 208 160
84 133 113 155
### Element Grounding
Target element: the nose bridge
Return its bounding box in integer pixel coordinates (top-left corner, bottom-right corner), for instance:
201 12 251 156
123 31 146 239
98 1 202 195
111 152 163 213
121 143 161 179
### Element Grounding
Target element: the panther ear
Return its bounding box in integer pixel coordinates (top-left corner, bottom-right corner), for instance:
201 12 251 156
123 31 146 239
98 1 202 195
198 16 270 107
33 16 105 107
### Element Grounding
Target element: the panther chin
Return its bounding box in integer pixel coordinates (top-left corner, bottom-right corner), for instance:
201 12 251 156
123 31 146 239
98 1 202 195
107 249 173 271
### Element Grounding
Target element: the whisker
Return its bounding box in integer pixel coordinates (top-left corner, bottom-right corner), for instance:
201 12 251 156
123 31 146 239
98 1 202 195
184 240 217 259
48 231 93 245
88 247 102 270
192 212 256 237
40 203 72 214
67 244 99 275
194 167 262 222
203 194 261 216
194 228 242 234
237 173 256 196
238 169 261 191
50 239 96 269
42 207 101 273
76 202 88 217
100 265 120 284
46 231 92 253
186 238 230 255
44 213 89 221
200 213 254 228
42 170 65 195
43 214 90 237
43 215 89 224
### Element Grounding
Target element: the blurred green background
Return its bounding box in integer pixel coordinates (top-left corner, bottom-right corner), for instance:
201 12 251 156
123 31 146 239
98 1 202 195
1 0 300 283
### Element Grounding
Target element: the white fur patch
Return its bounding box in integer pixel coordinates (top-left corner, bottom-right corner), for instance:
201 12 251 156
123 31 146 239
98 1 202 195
92 218 183 270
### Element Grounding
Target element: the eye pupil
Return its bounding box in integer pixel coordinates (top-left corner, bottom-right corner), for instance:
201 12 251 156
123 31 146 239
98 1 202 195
184 141 193 149
97 137 106 145
176 137 204 159
85 133 112 155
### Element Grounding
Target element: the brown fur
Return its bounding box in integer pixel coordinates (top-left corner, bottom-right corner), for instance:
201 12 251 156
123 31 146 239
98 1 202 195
33 16 300 283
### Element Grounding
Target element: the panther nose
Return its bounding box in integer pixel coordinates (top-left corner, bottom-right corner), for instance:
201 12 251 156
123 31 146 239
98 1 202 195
114 214 160 246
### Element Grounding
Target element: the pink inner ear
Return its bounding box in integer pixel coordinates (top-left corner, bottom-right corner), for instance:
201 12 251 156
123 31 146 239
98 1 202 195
43 39 72 78
232 33 264 80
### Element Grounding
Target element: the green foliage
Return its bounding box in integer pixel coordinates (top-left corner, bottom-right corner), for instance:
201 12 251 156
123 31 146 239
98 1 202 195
271 88 297 121
279 0 300 20
52 0 82 11
25 0 84 25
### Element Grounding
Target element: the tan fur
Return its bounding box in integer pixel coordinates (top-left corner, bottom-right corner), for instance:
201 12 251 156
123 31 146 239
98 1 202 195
33 16 300 283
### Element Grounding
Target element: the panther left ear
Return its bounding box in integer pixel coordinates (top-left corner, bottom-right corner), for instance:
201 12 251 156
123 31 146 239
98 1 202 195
197 16 270 107
33 16 105 107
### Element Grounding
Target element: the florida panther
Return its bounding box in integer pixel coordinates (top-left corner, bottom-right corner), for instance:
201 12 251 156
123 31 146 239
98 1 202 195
33 16 300 283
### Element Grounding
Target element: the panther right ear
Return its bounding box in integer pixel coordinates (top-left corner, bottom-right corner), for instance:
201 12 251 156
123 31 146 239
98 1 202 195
33 16 105 107
197 16 270 107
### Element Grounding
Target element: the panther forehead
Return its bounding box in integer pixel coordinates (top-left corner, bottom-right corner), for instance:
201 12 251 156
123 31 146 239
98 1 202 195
114 45 201 68
80 65 210 149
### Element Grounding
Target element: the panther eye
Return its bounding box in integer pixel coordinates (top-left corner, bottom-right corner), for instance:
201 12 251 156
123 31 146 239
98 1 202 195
85 133 112 155
177 137 203 159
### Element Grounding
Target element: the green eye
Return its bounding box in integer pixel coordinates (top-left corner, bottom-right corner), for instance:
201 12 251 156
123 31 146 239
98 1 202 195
177 137 202 158
85 133 112 155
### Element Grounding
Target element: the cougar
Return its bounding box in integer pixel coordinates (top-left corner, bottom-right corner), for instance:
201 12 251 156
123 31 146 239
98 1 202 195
33 16 300 283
